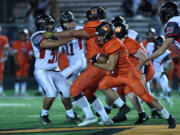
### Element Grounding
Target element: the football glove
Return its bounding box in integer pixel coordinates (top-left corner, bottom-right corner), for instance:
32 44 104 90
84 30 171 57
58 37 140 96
44 31 53 39
90 53 99 65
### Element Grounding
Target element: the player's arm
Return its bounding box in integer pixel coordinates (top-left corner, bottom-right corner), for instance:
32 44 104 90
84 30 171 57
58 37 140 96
40 38 72 49
94 54 118 71
141 38 173 64
46 29 91 39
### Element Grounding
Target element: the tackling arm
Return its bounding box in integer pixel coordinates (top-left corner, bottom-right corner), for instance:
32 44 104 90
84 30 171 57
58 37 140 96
40 38 72 49
138 38 174 69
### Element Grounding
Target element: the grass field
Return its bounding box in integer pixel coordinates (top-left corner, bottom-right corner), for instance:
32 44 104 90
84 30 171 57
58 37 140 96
0 89 180 135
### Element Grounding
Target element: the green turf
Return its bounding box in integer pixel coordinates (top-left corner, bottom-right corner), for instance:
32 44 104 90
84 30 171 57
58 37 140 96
0 89 179 135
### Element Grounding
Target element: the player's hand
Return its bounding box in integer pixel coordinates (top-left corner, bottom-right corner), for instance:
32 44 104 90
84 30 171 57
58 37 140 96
44 31 53 39
90 54 98 65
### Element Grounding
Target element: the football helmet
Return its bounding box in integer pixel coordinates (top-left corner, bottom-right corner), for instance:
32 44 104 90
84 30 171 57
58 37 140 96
159 2 178 23
60 11 75 30
111 16 126 25
35 15 55 31
95 22 115 46
18 29 29 40
111 17 128 39
86 7 105 21
155 35 164 46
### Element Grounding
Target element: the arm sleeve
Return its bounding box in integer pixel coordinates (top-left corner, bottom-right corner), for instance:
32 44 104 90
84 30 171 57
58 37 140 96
31 33 45 47
83 21 100 37
165 22 180 39
105 41 121 55
126 40 140 55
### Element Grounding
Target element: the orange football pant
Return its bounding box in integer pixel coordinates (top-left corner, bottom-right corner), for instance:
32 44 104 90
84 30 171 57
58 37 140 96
16 64 29 78
70 63 108 99
0 62 4 80
99 68 154 104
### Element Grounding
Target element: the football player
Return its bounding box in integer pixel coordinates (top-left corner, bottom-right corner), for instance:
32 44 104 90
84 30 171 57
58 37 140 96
152 36 173 106
44 7 130 126
0 26 13 96
138 2 180 70
12 29 33 96
30 15 79 125
109 19 150 124
92 22 176 128
57 11 87 84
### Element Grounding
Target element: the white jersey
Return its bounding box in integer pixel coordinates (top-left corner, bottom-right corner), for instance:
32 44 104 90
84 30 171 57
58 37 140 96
128 29 142 43
146 42 155 56
30 31 58 70
56 26 85 58
153 50 171 72
165 16 180 52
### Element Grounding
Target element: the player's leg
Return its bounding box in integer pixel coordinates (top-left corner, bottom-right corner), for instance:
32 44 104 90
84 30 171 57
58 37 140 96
125 71 176 128
70 64 101 126
84 87 113 125
14 66 22 96
155 72 173 106
20 64 29 96
98 75 130 123
34 69 57 125
52 71 80 123
0 63 5 96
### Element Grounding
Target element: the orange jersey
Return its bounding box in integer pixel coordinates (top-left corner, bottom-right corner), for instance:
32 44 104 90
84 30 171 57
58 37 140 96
169 44 180 58
0 35 9 59
101 37 133 74
142 40 148 48
12 40 32 65
83 20 102 62
123 37 142 67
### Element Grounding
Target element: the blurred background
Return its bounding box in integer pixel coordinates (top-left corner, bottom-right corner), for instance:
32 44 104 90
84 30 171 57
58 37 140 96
0 0 179 91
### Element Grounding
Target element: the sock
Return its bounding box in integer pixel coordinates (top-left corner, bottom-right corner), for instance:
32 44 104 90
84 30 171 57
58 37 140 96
21 81 27 94
161 108 170 119
75 95 94 119
66 109 75 118
151 108 157 112
38 86 43 93
15 82 20 95
113 97 124 108
41 109 49 116
91 98 109 122
0 86 3 93
105 104 112 110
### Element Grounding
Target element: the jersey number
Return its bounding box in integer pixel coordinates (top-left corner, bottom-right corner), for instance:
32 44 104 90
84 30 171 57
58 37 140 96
40 49 58 63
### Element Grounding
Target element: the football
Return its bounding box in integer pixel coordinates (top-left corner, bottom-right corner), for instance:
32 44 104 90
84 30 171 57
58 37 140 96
96 53 108 63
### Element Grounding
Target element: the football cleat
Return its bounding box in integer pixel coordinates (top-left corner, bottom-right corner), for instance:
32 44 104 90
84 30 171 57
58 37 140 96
66 112 81 124
151 110 163 119
78 116 98 126
112 104 130 123
134 112 150 124
167 115 176 128
40 115 51 125
105 107 112 114
98 118 114 125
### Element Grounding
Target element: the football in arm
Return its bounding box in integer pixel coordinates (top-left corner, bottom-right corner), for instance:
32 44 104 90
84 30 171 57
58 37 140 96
96 54 108 63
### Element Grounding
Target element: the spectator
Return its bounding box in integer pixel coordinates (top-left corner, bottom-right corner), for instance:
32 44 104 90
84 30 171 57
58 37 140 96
122 0 134 17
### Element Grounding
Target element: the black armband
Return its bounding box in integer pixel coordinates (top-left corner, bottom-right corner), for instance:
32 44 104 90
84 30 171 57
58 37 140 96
142 65 149 74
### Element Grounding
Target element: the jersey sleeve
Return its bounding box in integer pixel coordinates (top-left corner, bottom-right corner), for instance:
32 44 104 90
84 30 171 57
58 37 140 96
165 22 179 39
1 36 9 47
135 34 142 43
31 33 45 47
126 39 140 55
104 39 121 55
83 21 100 37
